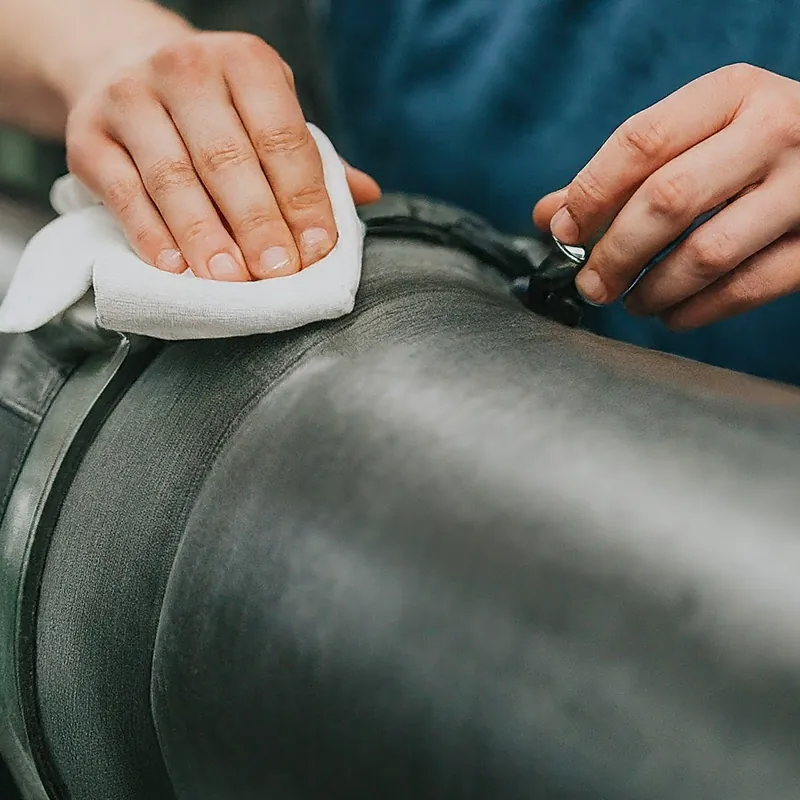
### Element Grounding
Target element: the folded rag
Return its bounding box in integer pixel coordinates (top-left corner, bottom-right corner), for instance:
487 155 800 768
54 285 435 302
0 125 364 340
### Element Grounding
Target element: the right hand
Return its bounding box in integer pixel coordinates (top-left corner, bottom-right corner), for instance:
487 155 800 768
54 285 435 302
65 30 381 282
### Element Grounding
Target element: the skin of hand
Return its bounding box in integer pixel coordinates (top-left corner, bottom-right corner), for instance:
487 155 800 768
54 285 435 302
533 63 800 331
63 24 381 282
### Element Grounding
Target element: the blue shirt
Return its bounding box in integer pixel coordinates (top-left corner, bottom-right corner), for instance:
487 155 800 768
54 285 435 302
327 0 800 384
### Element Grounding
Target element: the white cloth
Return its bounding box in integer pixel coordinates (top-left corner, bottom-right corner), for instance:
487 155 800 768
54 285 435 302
0 125 364 340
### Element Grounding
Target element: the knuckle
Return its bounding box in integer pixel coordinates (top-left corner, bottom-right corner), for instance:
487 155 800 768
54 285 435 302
225 34 284 78
720 62 760 89
198 138 254 174
252 125 311 156
283 182 329 214
237 33 275 60
616 115 670 161
567 168 609 216
146 157 197 196
105 74 147 108
226 34 288 79
645 172 695 219
151 38 210 78
685 228 739 277
235 207 280 237
103 178 141 220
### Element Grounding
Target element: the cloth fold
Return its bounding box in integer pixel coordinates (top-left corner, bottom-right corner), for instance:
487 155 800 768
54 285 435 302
0 125 364 340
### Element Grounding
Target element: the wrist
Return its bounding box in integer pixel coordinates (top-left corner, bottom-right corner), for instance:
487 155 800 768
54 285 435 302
42 0 193 110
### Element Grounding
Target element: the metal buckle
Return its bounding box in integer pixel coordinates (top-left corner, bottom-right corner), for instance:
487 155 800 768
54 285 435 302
517 235 588 327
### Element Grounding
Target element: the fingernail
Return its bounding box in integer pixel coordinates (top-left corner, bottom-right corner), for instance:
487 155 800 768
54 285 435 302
301 227 332 257
155 249 185 273
575 268 607 304
208 252 243 281
550 206 579 243
260 246 294 276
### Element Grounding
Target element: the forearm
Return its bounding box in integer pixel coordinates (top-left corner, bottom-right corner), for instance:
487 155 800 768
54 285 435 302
0 0 191 139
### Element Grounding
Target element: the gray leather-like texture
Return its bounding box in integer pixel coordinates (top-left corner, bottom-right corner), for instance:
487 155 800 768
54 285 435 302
0 298 153 800
23 208 800 798
0 193 52 800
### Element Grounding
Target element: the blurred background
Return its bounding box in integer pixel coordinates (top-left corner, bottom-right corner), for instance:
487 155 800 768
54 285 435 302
0 0 331 208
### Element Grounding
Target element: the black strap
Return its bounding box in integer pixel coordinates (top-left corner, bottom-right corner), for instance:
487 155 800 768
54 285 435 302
360 195 585 326
0 301 159 799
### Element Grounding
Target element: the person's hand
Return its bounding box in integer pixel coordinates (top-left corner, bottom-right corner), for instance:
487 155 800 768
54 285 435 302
65 29 381 282
534 64 800 330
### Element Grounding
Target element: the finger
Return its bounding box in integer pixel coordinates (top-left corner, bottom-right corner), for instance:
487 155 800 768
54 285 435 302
67 126 186 273
552 64 755 245
626 177 795 315
159 82 302 280
343 160 382 205
532 187 568 231
577 120 770 304
661 232 800 330
104 81 249 282
225 40 338 270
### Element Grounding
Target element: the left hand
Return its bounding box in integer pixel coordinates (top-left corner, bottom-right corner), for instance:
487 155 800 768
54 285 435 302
534 64 800 330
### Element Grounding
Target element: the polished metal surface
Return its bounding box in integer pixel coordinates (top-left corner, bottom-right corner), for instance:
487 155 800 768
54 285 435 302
553 235 589 264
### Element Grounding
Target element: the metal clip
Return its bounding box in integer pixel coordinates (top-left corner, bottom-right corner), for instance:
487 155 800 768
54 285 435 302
522 235 592 327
